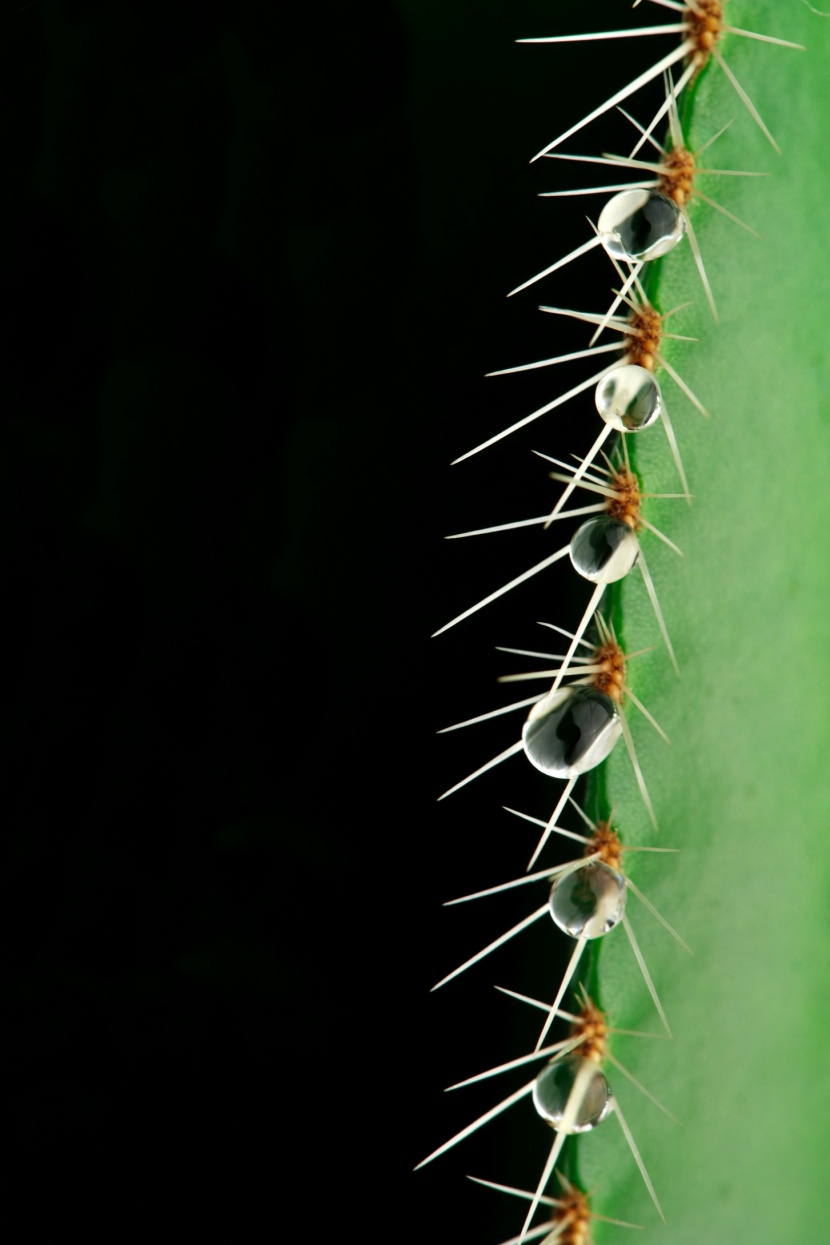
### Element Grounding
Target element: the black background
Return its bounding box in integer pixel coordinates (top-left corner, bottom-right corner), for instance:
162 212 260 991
1 0 674 1231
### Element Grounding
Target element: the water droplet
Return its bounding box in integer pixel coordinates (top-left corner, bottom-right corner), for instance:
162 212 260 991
598 189 685 262
569 516 639 584
549 861 627 938
596 364 662 432
533 1055 614 1132
523 685 621 778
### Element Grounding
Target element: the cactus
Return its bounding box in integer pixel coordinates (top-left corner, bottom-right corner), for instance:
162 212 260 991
422 3 830 1243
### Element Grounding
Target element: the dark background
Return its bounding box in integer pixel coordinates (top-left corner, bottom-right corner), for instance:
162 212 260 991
1 0 675 1230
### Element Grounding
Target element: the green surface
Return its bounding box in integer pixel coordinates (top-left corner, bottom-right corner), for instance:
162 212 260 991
571 4 830 1240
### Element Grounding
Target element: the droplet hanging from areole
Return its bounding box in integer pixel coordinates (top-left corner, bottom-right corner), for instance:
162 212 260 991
569 515 640 584
508 615 668 845
507 12 792 303
544 363 665 531
523 811 690 1051
518 993 669 1239
549 860 626 938
458 259 706 465
586 273 693 500
506 192 677 301
541 69 769 321
437 613 669 832
597 188 685 263
520 615 628 783
415 993 669 1228
433 805 688 1022
523 684 622 780
508 992 669 1237
595 363 663 431
533 1054 614 1132
433 405 681 649
529 275 708 456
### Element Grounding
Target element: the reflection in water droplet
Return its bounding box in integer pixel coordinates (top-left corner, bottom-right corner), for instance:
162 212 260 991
569 516 639 584
549 861 627 938
523 685 622 778
598 189 685 262
596 364 662 432
533 1055 614 1132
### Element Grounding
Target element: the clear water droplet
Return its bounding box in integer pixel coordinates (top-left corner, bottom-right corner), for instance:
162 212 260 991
569 516 639 584
533 1055 614 1133
523 685 621 778
595 364 662 432
549 861 627 938
598 189 685 262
